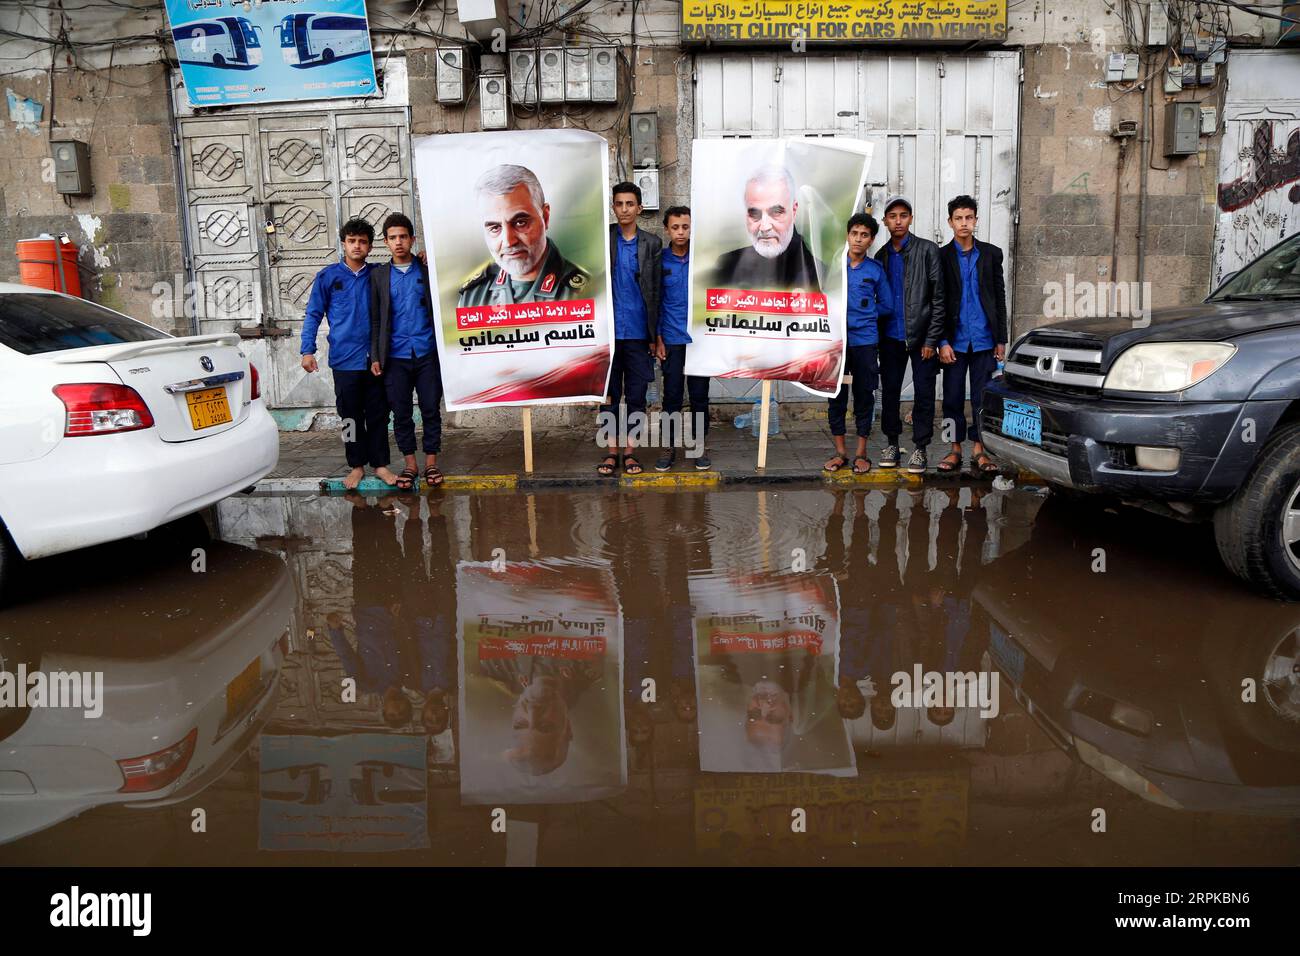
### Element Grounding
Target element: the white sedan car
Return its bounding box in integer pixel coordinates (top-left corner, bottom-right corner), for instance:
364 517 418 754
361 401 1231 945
0 284 279 594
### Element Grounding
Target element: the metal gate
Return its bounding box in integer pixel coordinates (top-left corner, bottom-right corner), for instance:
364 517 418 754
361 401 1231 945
174 69 415 409
694 51 1022 402
1213 50 1300 290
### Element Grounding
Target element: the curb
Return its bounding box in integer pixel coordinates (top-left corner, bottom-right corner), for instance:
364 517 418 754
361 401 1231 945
264 466 1047 495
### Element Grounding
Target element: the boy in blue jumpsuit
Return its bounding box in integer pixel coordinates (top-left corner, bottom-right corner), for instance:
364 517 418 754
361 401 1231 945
825 213 893 475
300 218 398 490
654 205 711 471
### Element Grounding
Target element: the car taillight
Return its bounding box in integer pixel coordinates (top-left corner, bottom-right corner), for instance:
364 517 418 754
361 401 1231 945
53 383 154 436
117 728 198 793
250 362 261 400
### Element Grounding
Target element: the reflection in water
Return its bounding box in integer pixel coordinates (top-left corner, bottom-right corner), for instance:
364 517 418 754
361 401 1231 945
0 535 292 846
457 558 625 804
976 499 1300 816
260 733 428 852
831 486 1004 750
693 571 854 775
1 484 1296 866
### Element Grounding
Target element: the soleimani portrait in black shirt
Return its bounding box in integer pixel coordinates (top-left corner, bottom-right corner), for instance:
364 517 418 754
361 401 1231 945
707 164 824 293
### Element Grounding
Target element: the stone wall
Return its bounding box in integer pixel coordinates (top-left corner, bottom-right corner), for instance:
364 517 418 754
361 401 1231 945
1013 42 1222 338
0 63 184 330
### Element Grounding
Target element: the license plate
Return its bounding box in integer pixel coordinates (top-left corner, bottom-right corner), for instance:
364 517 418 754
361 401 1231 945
186 387 232 430
225 656 262 724
1001 399 1042 446
989 624 1026 685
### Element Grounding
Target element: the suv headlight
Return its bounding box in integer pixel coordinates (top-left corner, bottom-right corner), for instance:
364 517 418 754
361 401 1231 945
1104 342 1236 393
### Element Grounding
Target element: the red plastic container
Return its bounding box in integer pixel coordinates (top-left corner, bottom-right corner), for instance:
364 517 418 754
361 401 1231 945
16 234 82 297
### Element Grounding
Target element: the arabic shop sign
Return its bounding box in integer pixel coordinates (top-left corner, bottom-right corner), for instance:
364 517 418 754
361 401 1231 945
681 0 1008 44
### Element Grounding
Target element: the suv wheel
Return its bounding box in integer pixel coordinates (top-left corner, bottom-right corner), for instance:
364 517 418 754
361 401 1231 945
1214 422 1300 599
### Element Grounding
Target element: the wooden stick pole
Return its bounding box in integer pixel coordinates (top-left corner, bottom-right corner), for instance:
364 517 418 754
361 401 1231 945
756 379 772 470
521 406 534 474
527 493 539 557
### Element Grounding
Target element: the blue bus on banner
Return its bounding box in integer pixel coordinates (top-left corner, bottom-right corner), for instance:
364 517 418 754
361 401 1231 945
164 0 377 107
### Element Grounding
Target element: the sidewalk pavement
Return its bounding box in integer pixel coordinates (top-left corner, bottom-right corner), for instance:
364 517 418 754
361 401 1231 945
263 409 1028 493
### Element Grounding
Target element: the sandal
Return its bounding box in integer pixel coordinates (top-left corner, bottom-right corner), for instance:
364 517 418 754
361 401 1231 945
973 451 999 475
937 452 962 473
597 453 619 477
823 454 848 472
622 454 644 476
394 468 418 491
424 465 444 487
852 456 872 475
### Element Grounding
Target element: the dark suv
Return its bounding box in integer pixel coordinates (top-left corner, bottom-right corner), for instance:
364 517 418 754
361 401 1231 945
982 233 1300 598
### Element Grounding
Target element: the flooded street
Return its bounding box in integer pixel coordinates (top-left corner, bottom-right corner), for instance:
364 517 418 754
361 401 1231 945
2 483 1297 866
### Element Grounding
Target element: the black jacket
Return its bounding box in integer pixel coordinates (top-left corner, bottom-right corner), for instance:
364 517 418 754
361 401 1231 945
369 259 435 369
874 233 947 350
708 228 824 292
609 224 663 339
938 238 1009 347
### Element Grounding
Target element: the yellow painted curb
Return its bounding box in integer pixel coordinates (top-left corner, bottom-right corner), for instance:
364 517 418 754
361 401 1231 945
441 474 518 490
621 470 722 488
822 470 923 485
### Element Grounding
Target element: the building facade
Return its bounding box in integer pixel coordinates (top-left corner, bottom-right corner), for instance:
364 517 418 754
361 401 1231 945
0 1 1295 411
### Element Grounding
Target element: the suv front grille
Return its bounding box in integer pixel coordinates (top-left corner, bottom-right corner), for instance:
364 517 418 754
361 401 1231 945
1006 333 1105 393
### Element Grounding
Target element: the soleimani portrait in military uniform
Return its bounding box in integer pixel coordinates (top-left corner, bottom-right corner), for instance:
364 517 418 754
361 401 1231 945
458 164 592 307
708 165 825 293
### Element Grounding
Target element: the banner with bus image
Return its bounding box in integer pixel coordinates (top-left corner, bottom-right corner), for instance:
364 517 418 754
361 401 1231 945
684 137 873 397
456 558 626 805
414 129 614 411
164 0 377 107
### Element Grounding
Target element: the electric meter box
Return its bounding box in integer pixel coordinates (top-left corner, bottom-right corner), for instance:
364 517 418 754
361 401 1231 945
564 48 592 101
630 112 659 168
479 73 508 130
1164 101 1200 156
435 48 466 104
538 48 565 103
51 140 92 196
592 46 618 102
510 50 538 105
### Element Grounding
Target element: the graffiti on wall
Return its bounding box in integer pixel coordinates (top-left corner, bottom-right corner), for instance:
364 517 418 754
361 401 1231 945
1217 121 1300 212
1214 117 1300 289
